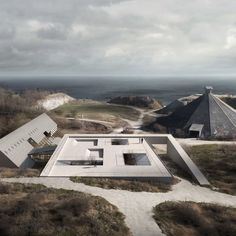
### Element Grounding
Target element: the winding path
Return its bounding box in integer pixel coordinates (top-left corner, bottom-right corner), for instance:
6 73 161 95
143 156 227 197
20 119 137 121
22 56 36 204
2 177 236 236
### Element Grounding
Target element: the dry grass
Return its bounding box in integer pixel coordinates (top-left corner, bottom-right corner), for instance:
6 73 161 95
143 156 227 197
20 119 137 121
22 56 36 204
185 145 236 195
52 102 140 121
153 201 236 236
0 168 40 178
158 154 194 182
221 97 236 109
70 177 176 192
0 182 131 236
52 116 112 134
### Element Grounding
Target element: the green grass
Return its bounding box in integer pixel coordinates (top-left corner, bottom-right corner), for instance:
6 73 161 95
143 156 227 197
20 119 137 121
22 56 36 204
185 144 236 195
0 182 131 236
53 102 140 121
153 201 236 236
70 177 175 192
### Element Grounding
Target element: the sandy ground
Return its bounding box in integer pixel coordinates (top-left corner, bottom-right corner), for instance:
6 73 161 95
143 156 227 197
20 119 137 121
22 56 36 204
37 93 75 110
2 177 236 236
178 138 236 146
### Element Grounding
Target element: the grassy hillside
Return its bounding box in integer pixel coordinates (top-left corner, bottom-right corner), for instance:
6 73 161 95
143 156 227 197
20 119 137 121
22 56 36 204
0 182 131 236
185 144 236 195
153 201 236 236
108 96 163 109
53 116 113 134
0 88 48 138
52 101 140 121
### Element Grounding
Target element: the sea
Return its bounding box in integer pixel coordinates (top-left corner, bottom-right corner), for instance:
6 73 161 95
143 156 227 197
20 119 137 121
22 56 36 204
0 76 236 105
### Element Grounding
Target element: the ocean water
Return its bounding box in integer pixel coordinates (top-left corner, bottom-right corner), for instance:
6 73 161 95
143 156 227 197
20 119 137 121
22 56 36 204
0 76 236 105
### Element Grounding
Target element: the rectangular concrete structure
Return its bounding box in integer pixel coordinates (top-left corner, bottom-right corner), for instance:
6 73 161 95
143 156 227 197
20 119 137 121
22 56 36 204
41 134 209 186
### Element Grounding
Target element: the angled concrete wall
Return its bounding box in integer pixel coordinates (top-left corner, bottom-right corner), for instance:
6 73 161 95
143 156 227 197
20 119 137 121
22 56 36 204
0 151 17 168
166 135 209 186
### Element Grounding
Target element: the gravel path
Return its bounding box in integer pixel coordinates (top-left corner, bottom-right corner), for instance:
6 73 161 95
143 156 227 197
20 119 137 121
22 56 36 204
178 138 236 146
2 177 236 236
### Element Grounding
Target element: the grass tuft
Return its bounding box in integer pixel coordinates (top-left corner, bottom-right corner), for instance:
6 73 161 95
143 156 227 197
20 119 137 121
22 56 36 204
70 177 176 193
153 201 236 236
0 182 131 236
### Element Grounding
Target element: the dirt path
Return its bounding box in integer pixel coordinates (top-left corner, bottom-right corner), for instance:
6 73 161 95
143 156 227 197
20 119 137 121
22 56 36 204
119 106 158 133
178 138 236 146
3 177 236 236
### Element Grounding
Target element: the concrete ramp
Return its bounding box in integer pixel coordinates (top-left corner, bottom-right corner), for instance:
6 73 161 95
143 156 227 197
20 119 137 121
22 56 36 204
166 135 210 186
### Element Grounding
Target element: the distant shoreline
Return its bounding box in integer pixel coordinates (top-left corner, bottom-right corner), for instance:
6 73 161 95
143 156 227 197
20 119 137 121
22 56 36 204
1 77 236 105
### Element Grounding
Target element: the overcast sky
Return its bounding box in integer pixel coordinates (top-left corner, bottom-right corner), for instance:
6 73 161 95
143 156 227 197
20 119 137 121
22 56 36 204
0 0 236 76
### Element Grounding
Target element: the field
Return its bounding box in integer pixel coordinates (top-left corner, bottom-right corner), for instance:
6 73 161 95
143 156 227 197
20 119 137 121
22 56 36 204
0 182 131 236
51 116 113 134
153 201 236 236
52 101 140 121
185 144 236 195
70 177 176 192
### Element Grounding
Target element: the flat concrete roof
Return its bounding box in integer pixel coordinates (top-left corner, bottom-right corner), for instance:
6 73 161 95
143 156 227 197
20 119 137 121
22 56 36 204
41 134 172 180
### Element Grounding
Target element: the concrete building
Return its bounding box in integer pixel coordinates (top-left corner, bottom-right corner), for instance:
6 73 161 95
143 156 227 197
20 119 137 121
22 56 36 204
0 113 57 168
41 134 209 186
156 87 236 139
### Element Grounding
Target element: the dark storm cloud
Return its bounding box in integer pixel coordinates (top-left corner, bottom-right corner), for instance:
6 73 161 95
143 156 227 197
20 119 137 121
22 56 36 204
0 0 236 75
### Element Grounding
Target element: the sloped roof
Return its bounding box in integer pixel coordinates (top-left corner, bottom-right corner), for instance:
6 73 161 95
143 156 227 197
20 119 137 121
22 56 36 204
156 87 236 138
0 113 57 168
156 94 200 115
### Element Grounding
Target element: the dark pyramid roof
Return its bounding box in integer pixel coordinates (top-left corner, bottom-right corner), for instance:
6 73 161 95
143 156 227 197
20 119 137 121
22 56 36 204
156 87 236 138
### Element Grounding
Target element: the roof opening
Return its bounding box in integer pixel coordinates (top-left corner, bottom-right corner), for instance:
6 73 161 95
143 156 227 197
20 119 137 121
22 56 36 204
123 153 151 166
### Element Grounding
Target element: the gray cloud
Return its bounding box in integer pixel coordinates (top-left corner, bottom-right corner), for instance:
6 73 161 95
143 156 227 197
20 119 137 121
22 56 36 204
0 0 236 76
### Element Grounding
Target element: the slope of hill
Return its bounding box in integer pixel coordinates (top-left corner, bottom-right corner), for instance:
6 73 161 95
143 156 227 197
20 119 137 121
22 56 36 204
0 88 46 138
37 93 75 110
108 96 162 109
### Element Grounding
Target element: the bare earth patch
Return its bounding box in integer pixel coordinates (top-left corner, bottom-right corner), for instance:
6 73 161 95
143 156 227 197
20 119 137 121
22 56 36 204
0 182 131 236
70 177 177 192
153 201 236 236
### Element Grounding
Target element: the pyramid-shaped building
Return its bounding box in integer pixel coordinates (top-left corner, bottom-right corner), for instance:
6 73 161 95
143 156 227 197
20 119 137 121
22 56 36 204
156 87 236 139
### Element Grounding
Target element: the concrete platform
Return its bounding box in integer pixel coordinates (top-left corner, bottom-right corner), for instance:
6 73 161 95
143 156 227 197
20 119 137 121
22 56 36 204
41 134 209 185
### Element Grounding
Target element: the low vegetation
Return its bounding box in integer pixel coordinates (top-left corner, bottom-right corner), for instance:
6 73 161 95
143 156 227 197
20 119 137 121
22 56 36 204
142 114 156 127
185 144 236 195
153 201 236 236
52 101 140 121
52 116 112 134
221 96 236 109
108 96 162 109
70 177 175 192
158 154 194 182
0 87 48 138
0 182 131 236
0 168 40 178
142 120 167 133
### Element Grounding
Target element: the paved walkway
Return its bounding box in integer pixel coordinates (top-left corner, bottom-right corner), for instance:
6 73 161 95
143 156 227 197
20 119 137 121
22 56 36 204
2 177 236 236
